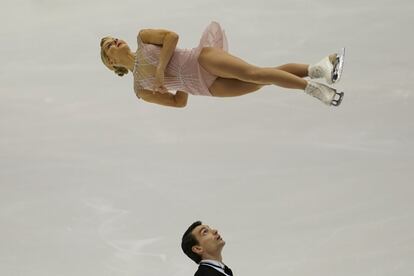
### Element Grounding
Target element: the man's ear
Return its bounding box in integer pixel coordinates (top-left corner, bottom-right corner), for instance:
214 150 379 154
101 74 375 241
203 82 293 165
192 245 203 255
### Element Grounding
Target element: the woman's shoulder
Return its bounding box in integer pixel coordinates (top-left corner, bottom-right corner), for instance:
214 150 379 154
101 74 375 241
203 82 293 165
136 30 144 44
136 28 178 46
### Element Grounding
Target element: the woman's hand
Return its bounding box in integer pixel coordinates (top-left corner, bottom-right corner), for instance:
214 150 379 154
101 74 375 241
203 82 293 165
153 67 168 94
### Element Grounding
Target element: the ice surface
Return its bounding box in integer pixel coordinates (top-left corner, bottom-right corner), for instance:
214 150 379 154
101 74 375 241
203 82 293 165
1 0 413 275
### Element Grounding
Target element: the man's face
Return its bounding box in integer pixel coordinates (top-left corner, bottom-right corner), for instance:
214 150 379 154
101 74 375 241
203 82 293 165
191 224 225 258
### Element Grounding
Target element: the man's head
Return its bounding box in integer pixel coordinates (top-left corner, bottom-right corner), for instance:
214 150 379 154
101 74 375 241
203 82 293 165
181 221 225 264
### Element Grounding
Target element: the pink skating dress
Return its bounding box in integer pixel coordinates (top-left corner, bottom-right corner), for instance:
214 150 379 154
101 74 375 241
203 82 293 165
133 21 228 97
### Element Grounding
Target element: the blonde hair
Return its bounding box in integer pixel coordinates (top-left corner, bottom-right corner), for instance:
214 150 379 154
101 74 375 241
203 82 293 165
100 36 129 77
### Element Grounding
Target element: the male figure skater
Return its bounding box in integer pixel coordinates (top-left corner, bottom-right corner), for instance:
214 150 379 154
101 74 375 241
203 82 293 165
181 221 233 276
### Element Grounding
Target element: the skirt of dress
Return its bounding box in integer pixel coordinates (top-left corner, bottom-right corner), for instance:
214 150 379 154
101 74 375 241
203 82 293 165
180 21 229 96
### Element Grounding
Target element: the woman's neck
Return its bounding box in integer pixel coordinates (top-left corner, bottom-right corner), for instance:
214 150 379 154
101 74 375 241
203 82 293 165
119 51 136 72
127 52 137 72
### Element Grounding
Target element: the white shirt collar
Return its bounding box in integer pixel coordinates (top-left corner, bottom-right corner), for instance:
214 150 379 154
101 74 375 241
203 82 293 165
200 259 225 269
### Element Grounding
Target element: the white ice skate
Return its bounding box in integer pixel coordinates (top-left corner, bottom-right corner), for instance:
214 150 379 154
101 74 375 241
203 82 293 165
308 47 346 85
305 81 344 106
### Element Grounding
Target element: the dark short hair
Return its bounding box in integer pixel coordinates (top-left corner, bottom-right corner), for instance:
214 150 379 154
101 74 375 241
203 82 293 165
181 221 202 264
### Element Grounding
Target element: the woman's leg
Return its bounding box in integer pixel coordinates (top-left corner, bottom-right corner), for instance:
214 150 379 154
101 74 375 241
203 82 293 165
208 64 309 97
274 63 309 78
274 54 337 77
199 47 307 90
209 77 264 97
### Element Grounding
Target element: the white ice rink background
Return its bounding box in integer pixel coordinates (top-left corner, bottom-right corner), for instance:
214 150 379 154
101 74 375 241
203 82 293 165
1 0 413 275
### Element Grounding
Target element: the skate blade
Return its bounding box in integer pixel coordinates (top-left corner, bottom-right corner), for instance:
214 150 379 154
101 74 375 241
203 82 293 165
332 47 346 83
331 91 344 106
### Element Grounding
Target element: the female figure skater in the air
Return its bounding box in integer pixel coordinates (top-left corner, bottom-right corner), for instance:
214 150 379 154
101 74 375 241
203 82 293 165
100 21 345 108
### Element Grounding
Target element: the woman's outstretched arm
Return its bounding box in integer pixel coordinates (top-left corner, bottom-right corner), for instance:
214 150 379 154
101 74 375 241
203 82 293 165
137 89 188 108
